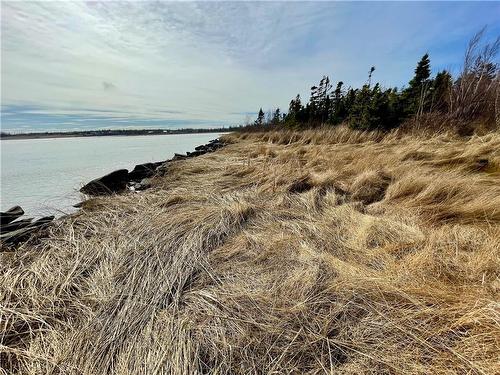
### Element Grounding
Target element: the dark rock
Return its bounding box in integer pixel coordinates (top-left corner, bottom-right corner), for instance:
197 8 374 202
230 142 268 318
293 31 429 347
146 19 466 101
1 218 33 233
153 161 166 169
128 161 165 181
31 216 55 226
172 153 187 161
209 138 225 146
1 226 38 244
0 216 54 244
208 142 224 150
128 163 157 181
186 140 226 158
80 169 129 196
1 206 24 225
187 150 206 157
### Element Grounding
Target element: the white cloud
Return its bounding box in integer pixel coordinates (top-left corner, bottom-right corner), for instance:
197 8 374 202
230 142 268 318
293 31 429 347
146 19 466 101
1 1 499 129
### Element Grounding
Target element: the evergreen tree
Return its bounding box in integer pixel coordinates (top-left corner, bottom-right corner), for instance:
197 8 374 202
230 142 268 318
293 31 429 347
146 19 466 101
403 53 432 117
330 81 345 124
309 83 320 120
286 95 302 126
309 76 332 124
349 84 372 129
255 108 265 126
431 70 452 112
412 53 431 86
386 87 404 129
344 88 357 115
289 95 302 116
267 40 495 133
272 108 281 125
368 66 376 87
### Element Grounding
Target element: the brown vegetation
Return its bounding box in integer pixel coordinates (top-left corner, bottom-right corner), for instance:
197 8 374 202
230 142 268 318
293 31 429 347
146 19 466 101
1 126 499 374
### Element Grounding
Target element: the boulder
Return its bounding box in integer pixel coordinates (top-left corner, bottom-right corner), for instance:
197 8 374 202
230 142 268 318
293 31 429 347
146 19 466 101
128 163 157 181
31 216 55 226
209 138 224 146
187 150 206 157
128 161 165 181
207 140 224 150
152 161 166 169
1 226 38 244
1 218 33 233
0 216 54 244
80 169 129 196
172 153 187 161
1 206 24 225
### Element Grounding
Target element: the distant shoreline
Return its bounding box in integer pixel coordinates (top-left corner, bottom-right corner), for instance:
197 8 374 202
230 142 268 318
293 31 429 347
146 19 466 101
0 128 236 140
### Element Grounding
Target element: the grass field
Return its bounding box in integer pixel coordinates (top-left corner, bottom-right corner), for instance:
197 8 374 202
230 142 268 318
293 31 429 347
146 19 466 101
1 126 499 374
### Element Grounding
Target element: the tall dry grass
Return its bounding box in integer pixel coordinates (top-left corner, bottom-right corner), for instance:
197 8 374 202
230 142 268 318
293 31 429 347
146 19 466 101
1 127 499 374
450 28 500 126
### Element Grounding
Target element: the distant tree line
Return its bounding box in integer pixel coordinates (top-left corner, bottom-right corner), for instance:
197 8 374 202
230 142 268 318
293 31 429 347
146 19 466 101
248 28 499 133
0 126 242 139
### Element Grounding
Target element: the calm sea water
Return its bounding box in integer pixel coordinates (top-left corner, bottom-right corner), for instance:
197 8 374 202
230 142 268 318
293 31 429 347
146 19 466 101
1 133 223 217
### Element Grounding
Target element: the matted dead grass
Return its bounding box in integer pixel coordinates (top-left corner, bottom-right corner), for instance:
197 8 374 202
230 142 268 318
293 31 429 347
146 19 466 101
1 126 499 374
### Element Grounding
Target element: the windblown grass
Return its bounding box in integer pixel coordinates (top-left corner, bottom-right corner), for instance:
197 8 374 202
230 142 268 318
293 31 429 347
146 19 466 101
1 126 499 374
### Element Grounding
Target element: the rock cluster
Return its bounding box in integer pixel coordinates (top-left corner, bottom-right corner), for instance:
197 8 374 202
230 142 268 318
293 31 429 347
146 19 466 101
0 206 54 245
80 169 130 195
79 138 226 196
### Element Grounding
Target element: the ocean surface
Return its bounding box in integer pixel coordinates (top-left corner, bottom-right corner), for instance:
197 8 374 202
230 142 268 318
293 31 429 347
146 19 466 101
1 133 223 217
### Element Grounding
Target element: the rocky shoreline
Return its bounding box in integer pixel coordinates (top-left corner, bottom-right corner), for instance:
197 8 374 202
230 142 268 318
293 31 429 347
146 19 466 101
0 137 227 246
79 137 226 195
0 206 54 245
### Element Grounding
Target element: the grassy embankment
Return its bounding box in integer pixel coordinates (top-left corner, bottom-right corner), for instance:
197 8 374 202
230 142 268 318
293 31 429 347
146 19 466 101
1 126 499 374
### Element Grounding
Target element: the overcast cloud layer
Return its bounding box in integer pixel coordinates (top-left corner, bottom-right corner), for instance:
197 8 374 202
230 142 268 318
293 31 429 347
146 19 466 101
2 1 499 132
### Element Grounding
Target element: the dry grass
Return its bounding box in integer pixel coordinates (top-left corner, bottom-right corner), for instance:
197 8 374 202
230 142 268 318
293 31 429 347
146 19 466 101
1 126 500 374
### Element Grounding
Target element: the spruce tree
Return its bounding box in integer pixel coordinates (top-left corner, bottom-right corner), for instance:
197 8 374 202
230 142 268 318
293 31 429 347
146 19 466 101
349 84 372 129
255 108 265 126
431 70 452 112
368 66 376 87
403 53 433 117
330 81 345 124
309 76 332 124
412 53 431 86
289 95 302 116
272 108 281 125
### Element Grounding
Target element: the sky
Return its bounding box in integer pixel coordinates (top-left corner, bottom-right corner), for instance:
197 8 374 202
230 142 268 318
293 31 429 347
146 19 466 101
1 1 499 132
